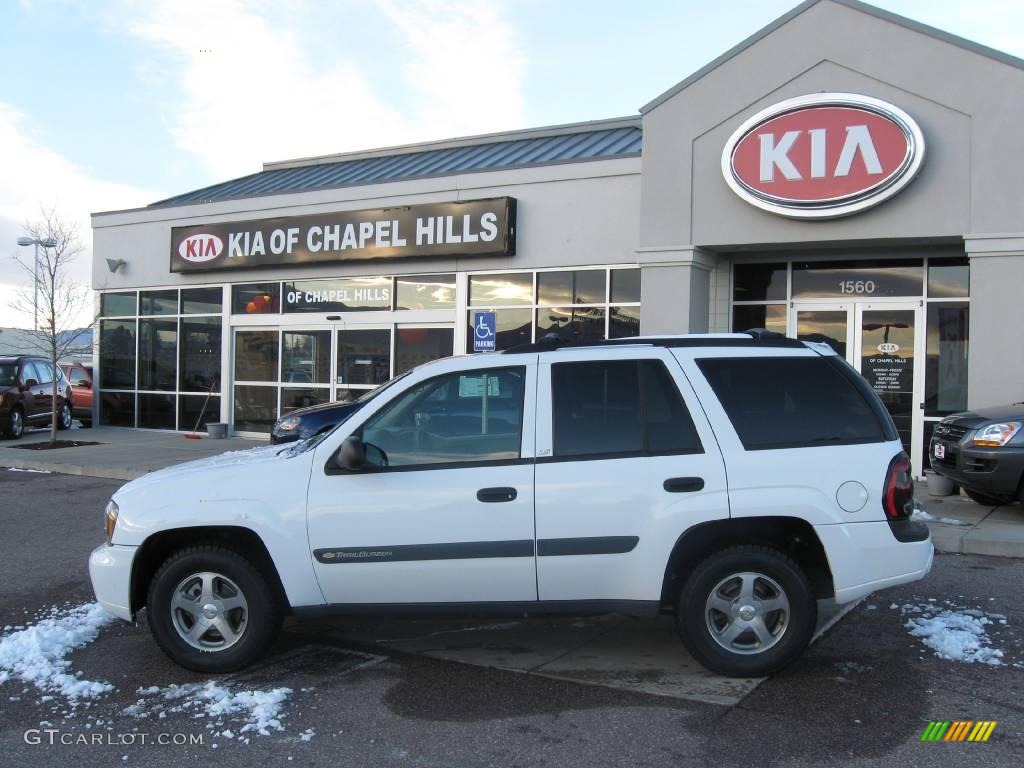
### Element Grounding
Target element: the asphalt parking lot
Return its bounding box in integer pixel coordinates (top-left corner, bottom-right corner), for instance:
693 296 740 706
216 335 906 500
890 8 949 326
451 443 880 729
1 469 1022 767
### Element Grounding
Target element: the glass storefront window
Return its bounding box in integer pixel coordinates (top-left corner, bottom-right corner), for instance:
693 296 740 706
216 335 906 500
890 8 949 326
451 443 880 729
179 394 221 432
395 327 454 376
731 304 787 334
233 385 277 433
282 330 331 384
928 259 970 299
337 329 390 386
180 317 222 392
140 290 178 316
235 331 279 382
610 269 641 304
138 319 177 391
925 302 969 416
734 263 787 301
138 393 176 429
99 391 134 427
609 306 641 338
280 387 330 413
99 319 136 389
791 259 923 299
283 277 392 313
536 307 606 345
396 275 456 310
181 287 223 314
232 283 280 314
101 292 137 317
466 308 532 352
537 270 606 305
469 273 533 306
795 309 848 357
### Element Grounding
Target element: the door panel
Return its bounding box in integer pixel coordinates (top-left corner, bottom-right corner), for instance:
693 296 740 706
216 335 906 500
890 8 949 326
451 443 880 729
306 362 538 605
533 350 730 602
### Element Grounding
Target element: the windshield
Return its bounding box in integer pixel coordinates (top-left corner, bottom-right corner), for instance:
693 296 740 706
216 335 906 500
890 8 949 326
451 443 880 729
0 364 17 387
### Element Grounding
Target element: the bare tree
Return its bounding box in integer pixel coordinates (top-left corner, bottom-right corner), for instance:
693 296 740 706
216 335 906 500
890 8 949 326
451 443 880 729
11 206 93 444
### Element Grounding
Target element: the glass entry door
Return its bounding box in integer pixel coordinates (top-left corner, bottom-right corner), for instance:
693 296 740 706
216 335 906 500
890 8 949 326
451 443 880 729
789 301 925 475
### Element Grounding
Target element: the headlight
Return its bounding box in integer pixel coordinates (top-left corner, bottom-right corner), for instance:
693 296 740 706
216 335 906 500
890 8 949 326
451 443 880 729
275 416 302 432
972 422 1022 447
105 500 119 544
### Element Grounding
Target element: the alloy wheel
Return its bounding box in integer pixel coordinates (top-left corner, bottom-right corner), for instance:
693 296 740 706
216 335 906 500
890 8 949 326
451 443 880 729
170 571 249 651
60 403 72 429
10 410 23 438
704 571 790 655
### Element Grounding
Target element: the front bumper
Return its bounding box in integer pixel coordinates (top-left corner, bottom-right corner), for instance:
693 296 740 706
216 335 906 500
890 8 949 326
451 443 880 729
930 437 1024 496
88 543 137 621
815 521 934 604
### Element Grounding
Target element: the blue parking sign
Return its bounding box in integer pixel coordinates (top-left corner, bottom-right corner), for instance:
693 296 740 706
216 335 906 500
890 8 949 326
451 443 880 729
473 311 497 352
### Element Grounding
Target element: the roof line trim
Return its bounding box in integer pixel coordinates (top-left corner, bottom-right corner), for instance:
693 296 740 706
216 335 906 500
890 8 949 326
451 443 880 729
640 0 1024 114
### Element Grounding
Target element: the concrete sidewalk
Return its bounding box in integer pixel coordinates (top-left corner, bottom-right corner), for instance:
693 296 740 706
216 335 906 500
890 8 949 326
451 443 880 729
0 425 1020 557
0 425 263 481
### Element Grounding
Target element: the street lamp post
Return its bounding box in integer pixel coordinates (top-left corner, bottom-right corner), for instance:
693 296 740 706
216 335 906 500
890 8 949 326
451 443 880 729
15 235 58 331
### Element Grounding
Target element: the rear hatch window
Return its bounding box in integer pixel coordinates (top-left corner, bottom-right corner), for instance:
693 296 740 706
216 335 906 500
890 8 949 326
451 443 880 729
697 356 894 450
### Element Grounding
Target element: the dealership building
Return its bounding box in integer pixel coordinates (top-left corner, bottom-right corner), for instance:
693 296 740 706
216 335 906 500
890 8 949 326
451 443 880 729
91 0 1024 477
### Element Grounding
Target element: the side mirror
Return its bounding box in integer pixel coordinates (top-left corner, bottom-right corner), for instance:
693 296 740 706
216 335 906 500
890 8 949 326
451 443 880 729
80 379 92 389
335 435 366 471
24 378 38 388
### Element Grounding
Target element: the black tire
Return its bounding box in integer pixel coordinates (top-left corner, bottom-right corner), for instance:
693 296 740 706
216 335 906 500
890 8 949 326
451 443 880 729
676 545 817 677
146 545 282 673
80 419 92 428
4 407 25 439
57 401 72 430
963 488 1006 507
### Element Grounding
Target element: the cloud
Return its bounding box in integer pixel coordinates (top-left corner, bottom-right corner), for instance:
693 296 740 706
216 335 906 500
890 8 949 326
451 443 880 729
0 103 163 328
126 0 526 181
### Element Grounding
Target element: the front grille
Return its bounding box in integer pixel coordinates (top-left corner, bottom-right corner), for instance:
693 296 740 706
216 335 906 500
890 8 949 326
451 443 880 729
934 422 969 441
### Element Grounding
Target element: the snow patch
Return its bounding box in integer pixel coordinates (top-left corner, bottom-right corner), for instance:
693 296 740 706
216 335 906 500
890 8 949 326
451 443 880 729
911 509 968 525
125 682 292 736
6 467 52 474
903 602 1005 666
0 603 116 703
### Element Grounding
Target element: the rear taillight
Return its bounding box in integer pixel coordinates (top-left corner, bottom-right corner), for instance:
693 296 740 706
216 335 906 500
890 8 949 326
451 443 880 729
883 452 913 520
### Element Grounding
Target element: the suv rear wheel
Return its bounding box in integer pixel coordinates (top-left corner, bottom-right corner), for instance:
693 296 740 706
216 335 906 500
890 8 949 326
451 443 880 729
146 545 282 673
5 406 24 439
676 545 816 677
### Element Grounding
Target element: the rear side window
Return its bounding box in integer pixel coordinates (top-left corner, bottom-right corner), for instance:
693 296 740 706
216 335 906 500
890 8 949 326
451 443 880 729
697 356 887 450
551 359 702 459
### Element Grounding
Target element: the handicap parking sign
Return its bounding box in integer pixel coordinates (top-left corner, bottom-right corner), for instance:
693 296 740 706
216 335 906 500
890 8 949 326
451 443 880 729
473 311 497 352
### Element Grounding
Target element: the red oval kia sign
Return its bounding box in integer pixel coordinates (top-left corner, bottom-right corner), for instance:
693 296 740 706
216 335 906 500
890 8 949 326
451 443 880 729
177 233 224 263
721 93 925 219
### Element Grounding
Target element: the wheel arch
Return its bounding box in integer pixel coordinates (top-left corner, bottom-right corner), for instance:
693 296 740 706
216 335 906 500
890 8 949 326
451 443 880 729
660 516 834 608
130 526 290 617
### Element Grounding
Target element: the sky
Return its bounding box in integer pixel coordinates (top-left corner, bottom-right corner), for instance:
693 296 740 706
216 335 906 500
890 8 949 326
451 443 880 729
1 0 1023 329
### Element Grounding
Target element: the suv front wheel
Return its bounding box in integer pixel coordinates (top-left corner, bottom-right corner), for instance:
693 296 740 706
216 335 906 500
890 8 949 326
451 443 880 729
676 545 816 677
146 545 282 673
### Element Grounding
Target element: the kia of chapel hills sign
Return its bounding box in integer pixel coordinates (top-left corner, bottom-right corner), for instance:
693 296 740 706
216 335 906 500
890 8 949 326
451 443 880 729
721 93 925 219
170 197 516 272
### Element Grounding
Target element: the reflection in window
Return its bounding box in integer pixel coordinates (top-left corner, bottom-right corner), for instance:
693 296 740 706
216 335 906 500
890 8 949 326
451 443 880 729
138 393 176 429
281 387 330 413
232 283 280 314
233 385 277 433
792 260 923 299
609 306 641 339
535 307 606 345
732 304 787 335
927 259 969 299
537 270 606 305
283 331 331 384
795 310 847 357
466 309 532 352
99 319 136 389
100 391 135 427
181 287 223 314
361 367 525 468
395 327 454 376
468 273 533 306
138 319 177 391
337 329 390 386
101 292 137 317
611 269 641 304
180 317 222 392
140 290 178 316
395 275 456 310
925 303 969 416
733 263 787 301
234 331 279 382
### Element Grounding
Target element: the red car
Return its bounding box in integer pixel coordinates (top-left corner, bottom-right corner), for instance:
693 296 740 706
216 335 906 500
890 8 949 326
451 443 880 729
1 356 74 439
59 362 94 428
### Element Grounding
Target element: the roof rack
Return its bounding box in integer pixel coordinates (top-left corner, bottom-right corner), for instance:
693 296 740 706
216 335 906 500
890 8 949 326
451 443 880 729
500 330 805 354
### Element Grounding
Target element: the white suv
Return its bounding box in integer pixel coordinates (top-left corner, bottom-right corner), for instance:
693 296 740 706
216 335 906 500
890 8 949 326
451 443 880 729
89 333 933 677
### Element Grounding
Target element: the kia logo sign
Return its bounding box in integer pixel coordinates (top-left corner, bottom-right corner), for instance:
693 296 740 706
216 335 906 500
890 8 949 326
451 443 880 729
178 233 224 263
721 93 925 219
877 342 900 354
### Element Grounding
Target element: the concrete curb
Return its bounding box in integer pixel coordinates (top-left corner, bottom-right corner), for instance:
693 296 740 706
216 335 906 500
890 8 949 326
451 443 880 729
918 491 1024 559
3 457 144 481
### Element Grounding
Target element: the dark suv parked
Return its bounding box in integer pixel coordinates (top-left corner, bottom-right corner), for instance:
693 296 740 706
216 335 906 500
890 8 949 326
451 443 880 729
0 356 74 439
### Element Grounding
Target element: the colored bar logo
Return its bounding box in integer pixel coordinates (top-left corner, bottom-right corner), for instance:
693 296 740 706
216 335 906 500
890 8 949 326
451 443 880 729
921 721 996 742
